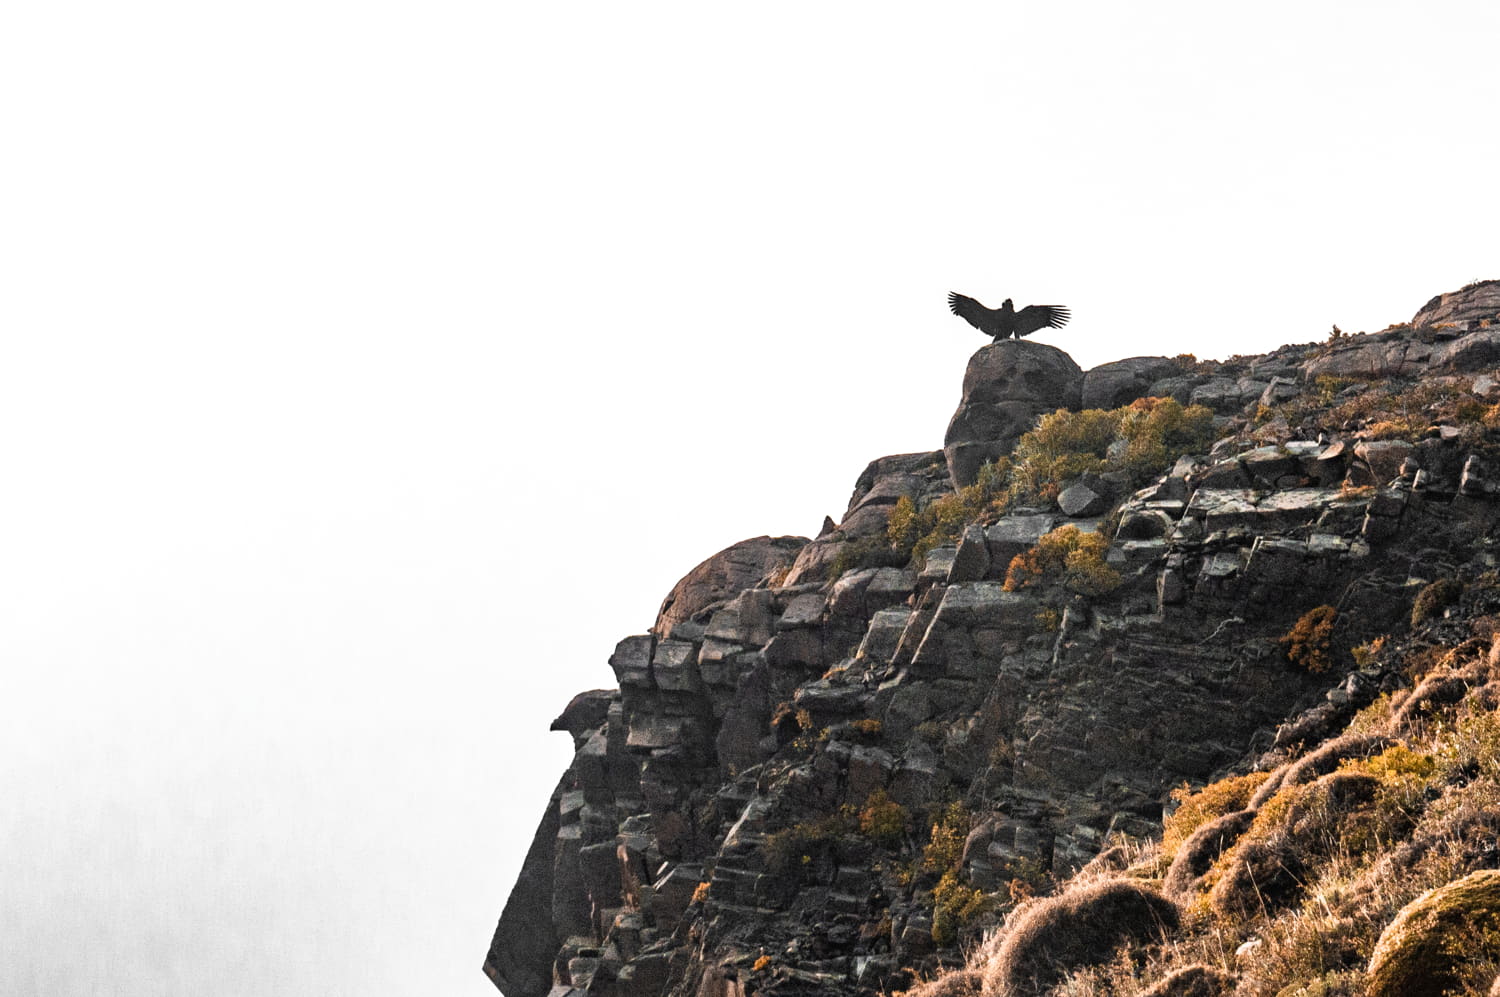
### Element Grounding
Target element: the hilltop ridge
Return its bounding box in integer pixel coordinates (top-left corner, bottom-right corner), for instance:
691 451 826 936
486 281 1500 997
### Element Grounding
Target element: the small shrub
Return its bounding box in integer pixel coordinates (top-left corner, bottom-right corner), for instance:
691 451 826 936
763 810 855 877
1282 605 1338 673
828 533 907 580
1352 635 1388 668
1342 743 1438 783
922 801 971 874
859 788 910 847
851 717 883 738
915 720 946 746
752 954 772 973
1411 578 1463 629
890 461 1010 567
1006 398 1214 505
1316 374 1358 404
1003 524 1122 597
931 869 991 946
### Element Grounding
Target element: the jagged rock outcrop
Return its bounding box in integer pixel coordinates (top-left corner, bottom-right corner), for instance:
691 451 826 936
1413 278 1500 327
487 281 1500 997
784 453 951 586
944 341 1082 488
1304 280 1500 381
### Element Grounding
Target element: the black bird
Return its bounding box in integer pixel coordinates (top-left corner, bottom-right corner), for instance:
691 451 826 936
948 292 1070 341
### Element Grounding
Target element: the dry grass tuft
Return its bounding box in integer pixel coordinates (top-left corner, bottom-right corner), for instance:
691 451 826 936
1248 734 1393 809
1136 964 1235 996
982 878 1180 996
1163 809 1257 900
902 969 983 997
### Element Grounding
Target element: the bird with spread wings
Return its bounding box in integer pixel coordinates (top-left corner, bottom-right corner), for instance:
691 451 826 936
948 292 1070 341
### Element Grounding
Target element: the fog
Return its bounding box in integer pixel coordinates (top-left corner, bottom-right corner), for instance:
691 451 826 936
3 2 1497 994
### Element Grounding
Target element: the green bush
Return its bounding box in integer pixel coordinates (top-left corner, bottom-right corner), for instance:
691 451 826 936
827 532 909 580
763 810 855 876
885 398 1213 572
887 461 1009 567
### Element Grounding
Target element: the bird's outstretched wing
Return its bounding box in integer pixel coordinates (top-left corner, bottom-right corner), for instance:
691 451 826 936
948 292 997 337
1013 304 1071 337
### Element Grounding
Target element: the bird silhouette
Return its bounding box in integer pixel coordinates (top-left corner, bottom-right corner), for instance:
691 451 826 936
948 292 1070 341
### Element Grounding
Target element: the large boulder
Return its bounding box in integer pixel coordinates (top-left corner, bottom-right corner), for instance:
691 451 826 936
653 535 807 637
1080 356 1181 410
944 340 1083 488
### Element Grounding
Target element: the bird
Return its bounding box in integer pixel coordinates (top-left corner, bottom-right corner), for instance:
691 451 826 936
948 292 1071 341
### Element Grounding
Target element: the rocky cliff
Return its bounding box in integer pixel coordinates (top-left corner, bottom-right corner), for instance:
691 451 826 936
485 281 1500 997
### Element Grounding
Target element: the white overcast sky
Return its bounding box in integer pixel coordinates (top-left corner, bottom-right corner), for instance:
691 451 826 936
2 3 1497 995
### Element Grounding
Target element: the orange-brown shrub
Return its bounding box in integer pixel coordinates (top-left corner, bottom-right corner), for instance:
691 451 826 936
1003 525 1121 597
1281 604 1338 673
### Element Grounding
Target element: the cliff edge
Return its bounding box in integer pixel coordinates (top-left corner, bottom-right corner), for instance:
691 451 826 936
486 282 1500 997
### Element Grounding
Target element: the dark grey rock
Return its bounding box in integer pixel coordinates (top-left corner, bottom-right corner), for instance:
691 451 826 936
1058 478 1111 517
1413 280 1500 326
1080 356 1181 409
944 340 1084 487
985 514 1058 567
949 524 990 583
654 536 807 636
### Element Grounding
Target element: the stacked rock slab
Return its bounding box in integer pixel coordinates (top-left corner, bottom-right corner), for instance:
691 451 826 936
487 282 1500 997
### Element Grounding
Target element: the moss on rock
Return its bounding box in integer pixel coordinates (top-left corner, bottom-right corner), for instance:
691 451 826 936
1367 869 1500 997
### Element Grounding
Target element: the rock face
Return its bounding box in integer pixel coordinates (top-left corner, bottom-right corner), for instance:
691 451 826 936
486 281 1500 997
1079 356 1181 410
943 340 1082 488
1412 279 1500 327
654 536 808 637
